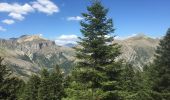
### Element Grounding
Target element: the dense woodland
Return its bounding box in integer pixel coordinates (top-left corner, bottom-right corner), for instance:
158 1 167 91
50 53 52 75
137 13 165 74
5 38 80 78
0 1 170 100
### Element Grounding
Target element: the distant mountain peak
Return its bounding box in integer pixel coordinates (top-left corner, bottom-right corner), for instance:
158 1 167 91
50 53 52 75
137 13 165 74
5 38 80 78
135 33 146 37
128 33 152 40
17 35 46 43
64 43 77 47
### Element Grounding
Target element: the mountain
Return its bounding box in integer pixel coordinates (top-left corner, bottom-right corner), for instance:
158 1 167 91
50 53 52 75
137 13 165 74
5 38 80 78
115 34 159 70
0 35 75 80
64 43 77 47
0 34 160 80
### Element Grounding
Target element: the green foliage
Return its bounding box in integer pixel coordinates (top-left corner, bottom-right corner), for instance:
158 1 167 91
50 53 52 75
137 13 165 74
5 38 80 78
38 69 50 100
0 57 25 100
19 75 41 100
1 77 25 100
152 28 170 92
64 1 123 100
38 66 64 100
0 57 11 83
142 28 170 99
119 63 136 91
47 65 65 100
18 65 64 100
32 52 74 74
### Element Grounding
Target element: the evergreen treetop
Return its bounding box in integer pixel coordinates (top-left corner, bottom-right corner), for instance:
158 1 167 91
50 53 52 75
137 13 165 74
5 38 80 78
153 28 170 92
76 0 121 69
65 1 123 100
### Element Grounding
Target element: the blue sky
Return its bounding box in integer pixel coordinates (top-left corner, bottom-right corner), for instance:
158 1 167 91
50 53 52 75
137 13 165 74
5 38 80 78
0 0 170 44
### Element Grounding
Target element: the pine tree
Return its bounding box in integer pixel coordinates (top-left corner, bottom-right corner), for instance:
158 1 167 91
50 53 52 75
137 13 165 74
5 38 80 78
2 77 25 100
120 64 136 92
150 28 170 99
65 1 122 100
38 66 64 100
154 28 170 91
19 75 41 100
0 57 24 100
48 65 65 100
38 69 50 100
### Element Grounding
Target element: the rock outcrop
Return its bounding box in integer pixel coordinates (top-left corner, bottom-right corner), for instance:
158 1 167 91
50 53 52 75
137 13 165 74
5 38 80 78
0 34 160 80
0 35 75 80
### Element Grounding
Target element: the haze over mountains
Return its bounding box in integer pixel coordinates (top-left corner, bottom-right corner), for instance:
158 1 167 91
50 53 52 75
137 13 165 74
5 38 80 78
0 34 159 80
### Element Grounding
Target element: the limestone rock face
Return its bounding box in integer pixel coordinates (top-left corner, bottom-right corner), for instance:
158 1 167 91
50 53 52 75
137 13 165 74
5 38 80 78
0 34 160 80
0 35 75 80
115 34 159 70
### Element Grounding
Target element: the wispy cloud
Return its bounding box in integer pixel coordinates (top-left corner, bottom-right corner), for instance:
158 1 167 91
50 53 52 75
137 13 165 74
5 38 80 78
0 26 6 31
0 0 59 30
55 34 78 46
32 0 59 15
2 19 15 25
0 0 59 21
115 34 138 40
67 16 83 21
9 13 25 21
0 3 34 20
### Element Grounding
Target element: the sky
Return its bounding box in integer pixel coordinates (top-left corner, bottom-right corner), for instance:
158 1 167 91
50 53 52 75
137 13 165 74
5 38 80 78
0 0 170 45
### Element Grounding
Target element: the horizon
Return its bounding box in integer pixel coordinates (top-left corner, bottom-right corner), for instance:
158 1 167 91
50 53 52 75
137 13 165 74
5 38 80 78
0 33 161 46
0 0 170 45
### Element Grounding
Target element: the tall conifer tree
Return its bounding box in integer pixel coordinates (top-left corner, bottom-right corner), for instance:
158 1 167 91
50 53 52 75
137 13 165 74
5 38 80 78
38 69 50 100
19 75 41 100
150 28 170 99
65 1 122 99
38 66 64 100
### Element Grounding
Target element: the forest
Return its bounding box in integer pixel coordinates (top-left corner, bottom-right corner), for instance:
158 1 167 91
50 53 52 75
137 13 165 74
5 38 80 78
0 1 170 100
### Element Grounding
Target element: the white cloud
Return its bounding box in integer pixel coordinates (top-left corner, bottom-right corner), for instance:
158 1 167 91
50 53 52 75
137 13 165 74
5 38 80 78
55 35 78 46
0 3 34 20
9 13 25 21
32 0 59 15
115 34 139 40
0 26 6 31
0 3 34 14
2 19 15 25
39 33 43 37
67 16 83 21
0 0 59 22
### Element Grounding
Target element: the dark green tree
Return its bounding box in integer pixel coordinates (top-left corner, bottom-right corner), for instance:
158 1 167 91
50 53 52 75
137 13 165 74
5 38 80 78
0 57 11 83
118 63 143 99
120 64 136 91
0 57 24 100
19 75 41 100
2 77 25 100
150 28 170 99
154 28 170 92
38 69 50 100
38 66 64 100
65 1 122 100
48 65 65 100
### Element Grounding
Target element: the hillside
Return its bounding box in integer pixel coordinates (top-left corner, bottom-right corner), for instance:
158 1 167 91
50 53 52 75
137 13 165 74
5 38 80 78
0 34 159 79
115 34 159 70
0 35 75 80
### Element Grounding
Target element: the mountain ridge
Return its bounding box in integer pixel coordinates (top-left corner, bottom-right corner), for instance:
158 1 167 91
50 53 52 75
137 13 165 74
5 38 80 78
0 34 159 79
0 35 75 80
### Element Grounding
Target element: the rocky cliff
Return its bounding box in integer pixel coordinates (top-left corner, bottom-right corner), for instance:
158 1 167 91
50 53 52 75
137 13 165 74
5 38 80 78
0 35 75 80
0 34 160 80
115 34 159 70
